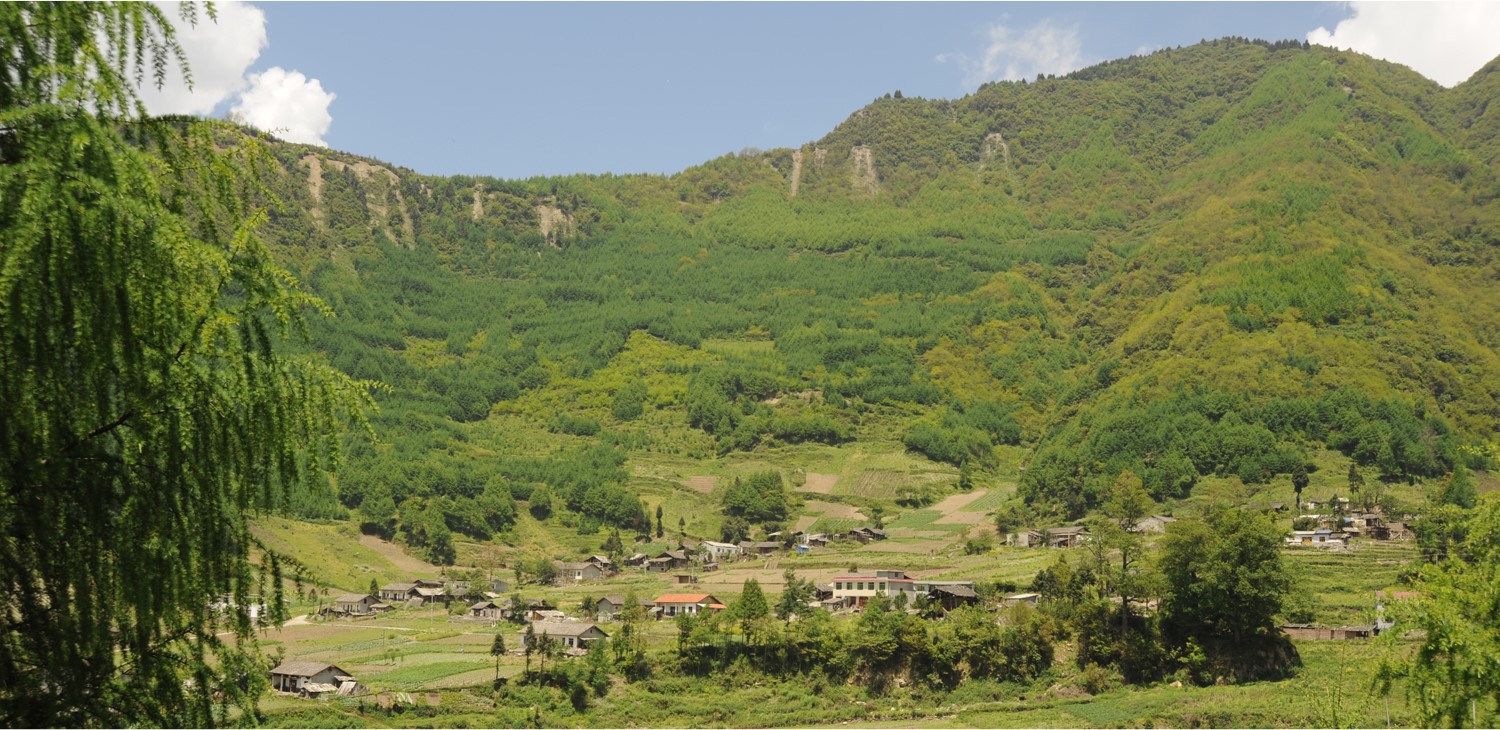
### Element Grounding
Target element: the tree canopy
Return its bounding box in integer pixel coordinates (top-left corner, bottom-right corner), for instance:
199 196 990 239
0 3 366 725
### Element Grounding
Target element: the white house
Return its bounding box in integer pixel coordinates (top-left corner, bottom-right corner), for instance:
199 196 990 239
701 540 744 561
523 621 609 649
270 661 357 697
652 593 725 617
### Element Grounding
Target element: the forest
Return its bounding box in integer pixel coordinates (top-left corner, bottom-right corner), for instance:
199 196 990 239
237 39 1500 559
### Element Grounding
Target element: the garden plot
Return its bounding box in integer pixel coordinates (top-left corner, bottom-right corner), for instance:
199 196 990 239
799 472 838 494
931 489 992 525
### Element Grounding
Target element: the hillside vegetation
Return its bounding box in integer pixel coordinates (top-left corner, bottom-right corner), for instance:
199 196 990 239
248 39 1499 560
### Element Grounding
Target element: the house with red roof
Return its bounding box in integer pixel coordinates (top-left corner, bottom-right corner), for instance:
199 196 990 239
652 593 725 617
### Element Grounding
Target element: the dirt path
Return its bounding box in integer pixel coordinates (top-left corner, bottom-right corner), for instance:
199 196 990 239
357 534 439 574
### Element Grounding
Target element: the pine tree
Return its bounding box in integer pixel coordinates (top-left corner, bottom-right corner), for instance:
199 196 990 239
0 4 367 726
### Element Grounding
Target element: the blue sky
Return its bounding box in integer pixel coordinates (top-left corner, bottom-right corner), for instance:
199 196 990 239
142 2 1500 180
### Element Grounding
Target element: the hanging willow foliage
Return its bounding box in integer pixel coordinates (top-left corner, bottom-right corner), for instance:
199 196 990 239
0 3 371 726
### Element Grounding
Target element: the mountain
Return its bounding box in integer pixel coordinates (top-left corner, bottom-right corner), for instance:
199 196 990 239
249 39 1500 556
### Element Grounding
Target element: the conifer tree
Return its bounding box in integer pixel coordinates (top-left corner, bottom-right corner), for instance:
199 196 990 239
0 4 367 725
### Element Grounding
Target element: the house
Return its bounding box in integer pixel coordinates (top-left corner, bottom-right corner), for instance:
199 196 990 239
701 540 744 561
803 533 829 548
501 598 554 621
377 583 420 603
845 527 889 544
673 574 699 585
1285 529 1345 548
813 583 835 602
653 593 725 617
596 595 654 621
489 579 510 594
413 585 449 605
270 661 358 697
927 583 980 611
469 600 505 620
528 609 568 622
737 540 781 556
1007 530 1044 548
1280 624 1376 640
645 549 689 573
623 553 650 568
333 594 388 617
830 570 923 607
578 555 614 575
1002 593 1041 607
1384 521 1411 540
523 621 609 650
1132 515 1178 535
1045 526 1089 548
556 562 605 582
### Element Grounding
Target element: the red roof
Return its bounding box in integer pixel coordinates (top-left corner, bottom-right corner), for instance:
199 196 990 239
653 593 716 604
709 603 727 610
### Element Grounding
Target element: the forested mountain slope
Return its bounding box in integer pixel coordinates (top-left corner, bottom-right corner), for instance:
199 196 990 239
251 39 1500 556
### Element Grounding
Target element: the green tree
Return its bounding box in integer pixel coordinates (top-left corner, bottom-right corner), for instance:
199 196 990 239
655 504 665 538
1377 498 1500 728
529 484 554 519
0 4 367 726
1159 509 1298 683
610 380 647 421
1292 463 1310 510
1438 464 1478 509
730 578 770 628
776 568 815 620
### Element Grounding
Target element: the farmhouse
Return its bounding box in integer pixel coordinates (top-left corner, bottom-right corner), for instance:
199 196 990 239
737 540 781 555
845 527 888 543
595 595 654 621
830 570 921 607
645 549 690 573
524 621 609 649
1006 529 1044 548
377 583 420 603
924 582 980 611
332 593 388 617
556 561 605 582
1285 529 1346 548
701 540 744 561
469 600 505 620
270 661 358 697
653 593 725 617
1045 526 1089 548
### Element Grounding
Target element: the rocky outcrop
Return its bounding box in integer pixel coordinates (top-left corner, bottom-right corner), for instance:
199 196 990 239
850 145 877 194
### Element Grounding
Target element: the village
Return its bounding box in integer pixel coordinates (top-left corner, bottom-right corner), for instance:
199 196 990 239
257 499 1420 704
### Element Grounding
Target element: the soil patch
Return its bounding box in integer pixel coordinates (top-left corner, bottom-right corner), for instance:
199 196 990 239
933 489 992 524
683 476 716 494
804 500 865 521
358 534 440 575
800 472 838 494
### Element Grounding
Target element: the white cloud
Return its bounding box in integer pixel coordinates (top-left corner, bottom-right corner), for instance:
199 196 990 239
1308 2 1500 87
136 1 336 145
939 19 1088 89
230 68 336 147
137 1 267 115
